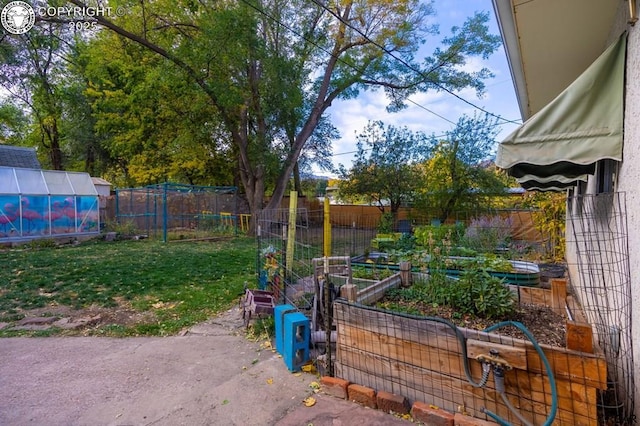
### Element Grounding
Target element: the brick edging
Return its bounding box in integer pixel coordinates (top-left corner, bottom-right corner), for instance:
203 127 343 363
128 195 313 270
319 376 498 425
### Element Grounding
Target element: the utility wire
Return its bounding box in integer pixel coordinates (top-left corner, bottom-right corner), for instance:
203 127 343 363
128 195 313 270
237 0 520 130
308 0 521 125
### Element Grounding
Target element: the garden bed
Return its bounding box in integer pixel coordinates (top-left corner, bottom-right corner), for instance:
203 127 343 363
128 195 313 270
334 297 606 425
351 252 541 286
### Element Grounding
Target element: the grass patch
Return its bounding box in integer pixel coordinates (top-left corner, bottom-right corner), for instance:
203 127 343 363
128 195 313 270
0 237 257 337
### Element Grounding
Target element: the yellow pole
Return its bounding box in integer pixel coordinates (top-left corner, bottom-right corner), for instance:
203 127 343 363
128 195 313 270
323 197 331 256
286 191 298 275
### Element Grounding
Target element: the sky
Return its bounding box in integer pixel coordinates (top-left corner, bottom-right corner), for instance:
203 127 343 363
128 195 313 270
321 0 522 176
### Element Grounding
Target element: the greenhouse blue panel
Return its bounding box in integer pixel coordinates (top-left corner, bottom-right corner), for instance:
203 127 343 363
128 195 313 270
0 168 19 194
67 172 97 195
49 196 77 235
20 195 48 237
0 195 21 238
14 169 47 194
43 170 74 194
76 196 99 232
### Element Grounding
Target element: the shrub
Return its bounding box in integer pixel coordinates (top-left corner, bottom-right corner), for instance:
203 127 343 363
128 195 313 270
447 269 515 319
413 223 465 249
464 215 512 253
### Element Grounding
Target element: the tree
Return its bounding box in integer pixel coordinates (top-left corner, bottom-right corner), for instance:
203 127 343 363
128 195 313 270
416 113 507 221
63 0 501 225
0 22 71 169
0 102 29 145
338 121 429 218
78 33 236 187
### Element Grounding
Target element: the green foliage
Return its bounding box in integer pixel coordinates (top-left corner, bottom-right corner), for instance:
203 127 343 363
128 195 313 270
26 238 58 249
3 1 501 220
351 265 396 281
451 269 515 319
463 215 512 253
382 267 515 320
522 192 566 262
414 113 508 221
378 212 395 234
413 223 465 249
338 121 429 214
103 220 139 237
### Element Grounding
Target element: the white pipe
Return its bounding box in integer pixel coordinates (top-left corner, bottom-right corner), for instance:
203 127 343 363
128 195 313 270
311 330 337 344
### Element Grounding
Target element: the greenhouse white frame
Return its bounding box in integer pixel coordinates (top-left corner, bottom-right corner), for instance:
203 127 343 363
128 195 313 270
0 166 100 241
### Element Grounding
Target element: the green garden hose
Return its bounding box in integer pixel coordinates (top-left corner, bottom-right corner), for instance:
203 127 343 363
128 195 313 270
482 321 558 426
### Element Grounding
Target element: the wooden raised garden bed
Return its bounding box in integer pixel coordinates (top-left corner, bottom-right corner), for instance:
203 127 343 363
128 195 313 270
333 278 606 425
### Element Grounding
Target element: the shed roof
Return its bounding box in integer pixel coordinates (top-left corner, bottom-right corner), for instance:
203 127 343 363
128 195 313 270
0 145 41 169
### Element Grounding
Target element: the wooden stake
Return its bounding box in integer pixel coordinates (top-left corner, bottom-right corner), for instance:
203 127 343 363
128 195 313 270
566 321 594 353
551 278 567 314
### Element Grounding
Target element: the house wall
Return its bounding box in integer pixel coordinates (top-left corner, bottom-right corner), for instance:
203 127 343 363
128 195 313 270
568 1 640 420
615 2 640 420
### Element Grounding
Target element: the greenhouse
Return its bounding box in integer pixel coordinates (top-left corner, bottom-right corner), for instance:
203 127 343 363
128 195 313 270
0 166 99 242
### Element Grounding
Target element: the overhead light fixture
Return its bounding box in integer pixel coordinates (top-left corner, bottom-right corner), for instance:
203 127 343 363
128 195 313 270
630 0 638 25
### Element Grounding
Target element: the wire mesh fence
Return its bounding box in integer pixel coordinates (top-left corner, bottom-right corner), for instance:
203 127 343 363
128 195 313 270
566 192 634 424
113 183 242 241
254 203 632 425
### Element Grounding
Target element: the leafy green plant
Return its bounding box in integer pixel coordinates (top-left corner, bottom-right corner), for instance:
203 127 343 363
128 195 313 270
448 269 515 319
413 223 465 249
377 212 395 234
351 265 396 281
103 220 139 237
463 215 512 253
26 238 57 249
378 254 516 320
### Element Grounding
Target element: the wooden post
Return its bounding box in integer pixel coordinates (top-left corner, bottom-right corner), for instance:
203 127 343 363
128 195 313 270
551 278 567 314
400 261 412 287
340 284 358 302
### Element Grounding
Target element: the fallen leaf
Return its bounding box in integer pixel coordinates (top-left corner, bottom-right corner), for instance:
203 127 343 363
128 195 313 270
309 381 320 391
303 397 316 407
301 363 316 373
266 378 273 385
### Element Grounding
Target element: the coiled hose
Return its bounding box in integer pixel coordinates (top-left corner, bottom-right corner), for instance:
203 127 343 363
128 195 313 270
482 321 558 426
337 303 558 426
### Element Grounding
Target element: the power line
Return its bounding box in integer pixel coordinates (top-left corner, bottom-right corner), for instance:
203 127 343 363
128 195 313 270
237 0 520 129
308 0 521 125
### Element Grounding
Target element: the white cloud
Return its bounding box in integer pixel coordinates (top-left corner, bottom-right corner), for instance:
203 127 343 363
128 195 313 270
316 0 522 175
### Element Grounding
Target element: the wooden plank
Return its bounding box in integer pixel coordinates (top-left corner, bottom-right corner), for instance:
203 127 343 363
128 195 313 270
336 351 597 426
339 325 598 414
466 339 528 370
334 301 608 389
566 321 594 353
508 285 553 306
551 278 568 314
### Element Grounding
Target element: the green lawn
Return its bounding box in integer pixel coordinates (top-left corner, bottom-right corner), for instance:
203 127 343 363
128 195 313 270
0 237 257 337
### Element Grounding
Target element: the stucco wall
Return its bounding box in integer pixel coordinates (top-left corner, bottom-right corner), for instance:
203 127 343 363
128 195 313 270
564 1 640 421
604 0 640 420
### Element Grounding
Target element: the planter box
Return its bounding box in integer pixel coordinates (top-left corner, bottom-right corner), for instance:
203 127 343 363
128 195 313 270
351 253 541 287
334 300 606 425
329 273 403 305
